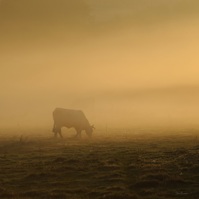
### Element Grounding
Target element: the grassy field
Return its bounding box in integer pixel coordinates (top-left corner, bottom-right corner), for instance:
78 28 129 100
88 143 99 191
0 129 199 199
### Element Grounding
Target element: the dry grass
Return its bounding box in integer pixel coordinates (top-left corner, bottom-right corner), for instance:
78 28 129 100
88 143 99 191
0 129 199 198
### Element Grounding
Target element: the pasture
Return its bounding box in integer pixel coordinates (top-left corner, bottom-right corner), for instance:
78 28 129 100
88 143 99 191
0 128 199 199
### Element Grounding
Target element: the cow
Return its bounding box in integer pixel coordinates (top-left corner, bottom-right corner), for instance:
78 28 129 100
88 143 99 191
52 108 94 138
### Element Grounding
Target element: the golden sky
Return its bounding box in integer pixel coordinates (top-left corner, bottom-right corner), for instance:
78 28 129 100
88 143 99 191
1 0 199 128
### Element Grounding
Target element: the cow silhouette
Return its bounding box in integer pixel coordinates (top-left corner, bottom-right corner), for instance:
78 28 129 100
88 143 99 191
52 108 94 138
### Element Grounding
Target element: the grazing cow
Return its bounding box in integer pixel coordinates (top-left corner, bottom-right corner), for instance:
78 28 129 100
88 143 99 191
52 108 94 138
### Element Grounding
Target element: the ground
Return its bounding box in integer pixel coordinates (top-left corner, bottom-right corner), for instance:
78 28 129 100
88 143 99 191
0 129 199 199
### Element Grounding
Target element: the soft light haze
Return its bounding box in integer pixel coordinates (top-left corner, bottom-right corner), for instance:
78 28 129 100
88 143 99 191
1 0 199 129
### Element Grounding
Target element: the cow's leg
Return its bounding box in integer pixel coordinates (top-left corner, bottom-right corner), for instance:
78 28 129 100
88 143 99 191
53 123 58 138
74 128 78 138
58 127 63 138
74 129 81 139
54 132 58 138
53 125 62 138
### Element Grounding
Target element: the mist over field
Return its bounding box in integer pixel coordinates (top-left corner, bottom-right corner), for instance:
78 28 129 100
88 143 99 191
2 2 199 199
1 0 199 130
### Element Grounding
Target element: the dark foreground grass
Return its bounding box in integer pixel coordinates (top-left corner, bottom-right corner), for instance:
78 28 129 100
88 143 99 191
0 130 199 198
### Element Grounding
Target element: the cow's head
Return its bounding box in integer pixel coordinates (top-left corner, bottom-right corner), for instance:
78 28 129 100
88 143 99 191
86 125 95 137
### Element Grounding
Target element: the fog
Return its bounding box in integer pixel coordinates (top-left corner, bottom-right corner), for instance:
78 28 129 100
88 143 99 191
1 0 199 130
